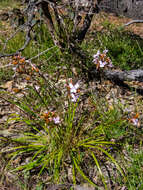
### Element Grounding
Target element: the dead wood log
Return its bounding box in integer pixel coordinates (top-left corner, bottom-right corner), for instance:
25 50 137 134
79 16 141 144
90 69 143 83
103 69 143 82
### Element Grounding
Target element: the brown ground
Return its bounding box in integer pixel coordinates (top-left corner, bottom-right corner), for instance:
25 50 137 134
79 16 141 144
90 12 143 38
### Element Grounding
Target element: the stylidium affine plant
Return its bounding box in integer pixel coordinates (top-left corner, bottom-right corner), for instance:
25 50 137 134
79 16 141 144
0 76 126 189
93 49 113 70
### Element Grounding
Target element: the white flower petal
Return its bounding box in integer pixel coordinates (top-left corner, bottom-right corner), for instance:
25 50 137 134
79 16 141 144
93 58 98 63
74 83 80 90
53 116 60 124
12 66 17 71
71 93 75 98
71 93 78 102
99 61 107 68
69 83 74 89
70 87 77 93
131 118 139 126
108 63 114 67
103 49 108 54
93 50 100 58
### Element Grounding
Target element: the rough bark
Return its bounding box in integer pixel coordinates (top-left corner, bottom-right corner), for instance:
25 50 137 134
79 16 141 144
102 69 143 82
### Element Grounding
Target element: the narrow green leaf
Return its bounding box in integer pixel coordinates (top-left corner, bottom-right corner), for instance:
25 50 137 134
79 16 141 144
95 146 126 180
91 152 108 190
73 156 99 189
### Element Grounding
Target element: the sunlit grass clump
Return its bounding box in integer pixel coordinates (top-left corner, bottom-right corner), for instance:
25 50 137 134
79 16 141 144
0 64 127 189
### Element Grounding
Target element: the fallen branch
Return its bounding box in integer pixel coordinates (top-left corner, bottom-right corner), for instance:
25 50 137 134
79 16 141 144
103 69 143 82
124 20 143 26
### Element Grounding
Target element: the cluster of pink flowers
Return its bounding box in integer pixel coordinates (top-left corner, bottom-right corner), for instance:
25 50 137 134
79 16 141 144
68 81 80 102
41 112 61 125
93 49 113 69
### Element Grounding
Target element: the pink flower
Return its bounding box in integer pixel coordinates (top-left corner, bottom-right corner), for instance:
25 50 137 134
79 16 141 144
103 49 108 54
131 118 139 126
53 116 61 124
71 93 79 102
93 50 100 59
69 82 80 93
99 61 107 68
68 81 80 102
108 63 114 68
